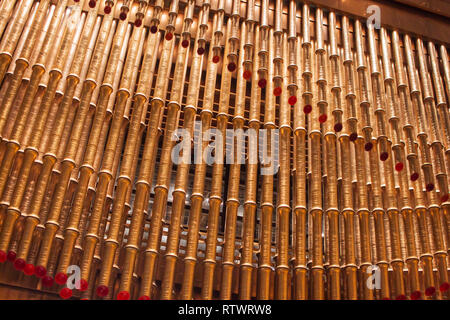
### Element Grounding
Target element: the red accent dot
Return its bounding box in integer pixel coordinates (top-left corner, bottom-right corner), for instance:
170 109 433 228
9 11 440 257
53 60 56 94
395 294 407 300
117 291 130 300
441 194 449 203
395 162 404 172
212 55 220 64
74 0 80 2
364 142 373 151
150 26 158 34
55 272 68 285
273 87 282 97
197 47 205 55
79 279 89 291
288 96 297 106
410 172 419 181
24 264 35 276
42 276 54 288
60 287 72 299
104 5 111 14
138 295 150 300
227 62 236 72
319 114 328 123
134 19 142 27
334 123 343 132
181 40 190 48
380 152 389 161
258 79 267 88
426 183 434 192
410 291 421 300
165 32 173 41
13 258 26 270
349 132 358 142
96 285 109 297
425 286 436 296
35 265 47 278
382 297 391 300
303 104 312 114
439 282 450 292
88 0 96 8
0 250 6 263
119 12 127 21
7 251 16 262
243 70 252 81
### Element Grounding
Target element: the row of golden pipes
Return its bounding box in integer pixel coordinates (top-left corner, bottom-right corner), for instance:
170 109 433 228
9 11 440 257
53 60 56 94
0 0 449 300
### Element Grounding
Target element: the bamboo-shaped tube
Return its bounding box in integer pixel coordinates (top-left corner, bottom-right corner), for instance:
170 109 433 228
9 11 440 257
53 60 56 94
257 0 268 89
380 28 421 299
275 32 290 300
149 0 163 33
116 31 161 299
172 23 205 301
241 0 254 81
157 3 195 301
196 0 210 54
368 24 406 299
272 0 283 96
195 14 226 301
0 0 52 195
226 0 240 73
324 11 341 300
211 0 225 63
114 19 173 301
15 4 108 279
0 0 16 39
352 19 390 300
78 19 144 298
239 25 260 300
57 21 139 291
258 28 275 300
0 5 82 266
219 22 246 300
403 34 437 298
0 0 69 271
0 0 34 84
415 39 449 295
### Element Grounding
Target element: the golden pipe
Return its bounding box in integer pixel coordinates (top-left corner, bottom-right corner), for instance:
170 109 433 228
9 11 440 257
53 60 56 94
225 0 240 74
239 24 260 300
116 30 160 298
258 28 275 300
0 0 16 39
0 0 34 84
0 5 81 264
157 3 196 301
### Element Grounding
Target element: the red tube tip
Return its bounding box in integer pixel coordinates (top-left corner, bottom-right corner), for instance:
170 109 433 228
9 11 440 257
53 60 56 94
60 288 72 300
150 26 158 34
79 279 89 291
13 258 26 270
426 183 434 192
364 142 373 151
227 62 236 72
380 152 389 161
117 291 130 300
303 104 312 114
441 194 449 203
134 19 142 27
410 172 419 181
104 5 111 14
197 47 205 55
96 285 109 297
181 39 190 48
349 132 358 142
55 272 68 285
395 162 404 172
334 123 343 133
319 114 328 123
165 32 173 41
425 286 436 296
243 70 252 81
212 55 220 64
395 294 407 300
6 251 16 262
273 87 282 97
35 265 47 278
288 96 297 106
439 282 450 292
88 0 96 8
0 250 7 263
42 276 54 288
138 295 150 300
410 291 421 300
257 78 267 88
24 264 35 276
119 12 127 21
